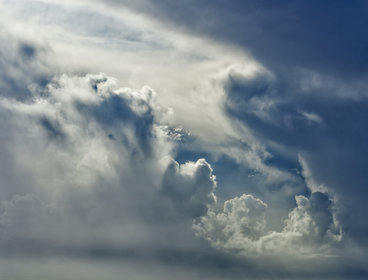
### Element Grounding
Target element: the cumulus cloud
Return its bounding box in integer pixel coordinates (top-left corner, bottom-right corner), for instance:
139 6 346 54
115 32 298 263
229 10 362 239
193 194 267 254
0 71 195 253
193 158 342 258
283 192 341 242
0 64 342 268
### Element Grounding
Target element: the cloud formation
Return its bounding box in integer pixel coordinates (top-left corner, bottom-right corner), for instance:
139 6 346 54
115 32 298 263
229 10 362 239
162 158 217 218
0 1 368 279
0 67 346 278
194 159 342 258
0 72 174 252
0 69 218 261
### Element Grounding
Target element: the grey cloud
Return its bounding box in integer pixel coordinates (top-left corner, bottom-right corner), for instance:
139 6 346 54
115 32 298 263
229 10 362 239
0 32 50 100
118 0 368 250
0 1 367 278
0 69 321 274
0 194 50 240
223 62 368 243
0 71 219 261
162 158 217 218
39 116 66 140
282 192 342 246
76 74 156 156
0 73 157 244
224 67 280 124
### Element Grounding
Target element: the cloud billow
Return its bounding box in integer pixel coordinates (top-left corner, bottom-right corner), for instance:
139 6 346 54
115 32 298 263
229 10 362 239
194 161 343 258
194 192 342 257
0 69 343 263
0 73 164 251
0 1 367 278
0 71 222 260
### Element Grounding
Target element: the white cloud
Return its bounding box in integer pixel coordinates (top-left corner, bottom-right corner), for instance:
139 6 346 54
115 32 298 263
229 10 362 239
0 72 181 250
300 111 323 125
193 194 267 254
193 158 343 258
0 0 263 146
0 1 308 210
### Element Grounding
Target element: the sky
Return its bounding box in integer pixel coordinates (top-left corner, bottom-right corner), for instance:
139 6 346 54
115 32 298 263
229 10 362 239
0 0 368 279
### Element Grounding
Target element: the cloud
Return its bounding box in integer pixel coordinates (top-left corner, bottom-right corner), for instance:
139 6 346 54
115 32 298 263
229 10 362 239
0 0 292 194
222 61 368 244
225 66 278 123
0 65 346 277
106 0 368 79
162 158 217 218
0 1 367 279
0 72 177 253
193 194 268 254
194 157 342 257
283 192 341 242
0 31 50 100
0 69 222 263
300 111 323 125
0 0 261 144
0 194 51 244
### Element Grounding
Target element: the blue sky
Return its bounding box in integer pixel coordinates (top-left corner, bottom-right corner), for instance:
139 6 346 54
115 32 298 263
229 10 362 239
0 0 367 279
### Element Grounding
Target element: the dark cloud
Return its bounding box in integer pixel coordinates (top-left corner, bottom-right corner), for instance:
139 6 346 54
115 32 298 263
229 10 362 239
162 158 217 218
308 192 335 238
224 66 368 246
77 84 155 156
0 72 214 262
103 0 368 77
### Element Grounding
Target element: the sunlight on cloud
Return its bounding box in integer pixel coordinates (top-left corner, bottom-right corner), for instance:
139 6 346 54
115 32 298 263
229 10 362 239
193 156 342 258
0 0 365 279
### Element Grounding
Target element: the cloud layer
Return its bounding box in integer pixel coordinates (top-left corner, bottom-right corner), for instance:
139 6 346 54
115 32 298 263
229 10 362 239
1 0 368 279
